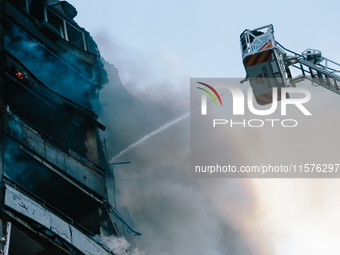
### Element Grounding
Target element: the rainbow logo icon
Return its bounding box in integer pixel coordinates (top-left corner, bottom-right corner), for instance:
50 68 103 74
196 82 222 106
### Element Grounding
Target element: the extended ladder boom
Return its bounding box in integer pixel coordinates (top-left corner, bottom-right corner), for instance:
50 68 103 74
240 24 340 101
278 44 340 95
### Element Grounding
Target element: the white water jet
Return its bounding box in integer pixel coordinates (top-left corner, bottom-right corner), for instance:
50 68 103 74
110 111 191 162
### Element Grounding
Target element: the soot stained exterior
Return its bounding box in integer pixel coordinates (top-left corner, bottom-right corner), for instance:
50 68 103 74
0 0 137 254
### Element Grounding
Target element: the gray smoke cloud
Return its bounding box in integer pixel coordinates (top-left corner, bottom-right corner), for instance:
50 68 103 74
94 32 256 255
95 229 145 255
94 28 340 254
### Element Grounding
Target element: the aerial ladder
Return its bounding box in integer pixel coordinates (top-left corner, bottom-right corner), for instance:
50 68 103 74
240 24 340 104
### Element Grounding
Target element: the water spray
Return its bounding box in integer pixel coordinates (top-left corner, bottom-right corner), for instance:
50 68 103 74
110 111 191 162
110 82 241 162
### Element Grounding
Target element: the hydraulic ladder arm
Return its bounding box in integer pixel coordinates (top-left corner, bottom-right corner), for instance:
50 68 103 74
277 42 340 94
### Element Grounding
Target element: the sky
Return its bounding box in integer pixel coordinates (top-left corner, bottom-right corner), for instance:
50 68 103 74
66 1 340 255
69 0 340 78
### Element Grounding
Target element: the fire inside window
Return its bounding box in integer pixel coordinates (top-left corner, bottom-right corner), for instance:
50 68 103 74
15 71 24 80
12 67 30 84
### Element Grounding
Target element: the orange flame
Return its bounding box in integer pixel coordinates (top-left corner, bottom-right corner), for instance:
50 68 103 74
15 72 24 80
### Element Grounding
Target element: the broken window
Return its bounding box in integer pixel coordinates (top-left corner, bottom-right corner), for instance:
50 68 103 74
3 71 88 157
44 7 87 51
66 22 86 50
2 138 113 236
45 8 65 38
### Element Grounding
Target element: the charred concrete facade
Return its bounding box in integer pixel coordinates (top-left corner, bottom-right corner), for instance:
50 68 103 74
0 0 137 254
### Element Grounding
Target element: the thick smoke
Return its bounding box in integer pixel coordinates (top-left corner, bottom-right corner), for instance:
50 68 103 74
94 33 255 255
95 230 145 255
92 25 340 255
95 31 340 255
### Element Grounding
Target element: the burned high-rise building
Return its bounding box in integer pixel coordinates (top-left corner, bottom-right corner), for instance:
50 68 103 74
0 0 139 254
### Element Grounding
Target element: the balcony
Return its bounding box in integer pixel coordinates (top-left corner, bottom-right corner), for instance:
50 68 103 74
3 111 106 199
2 183 111 255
